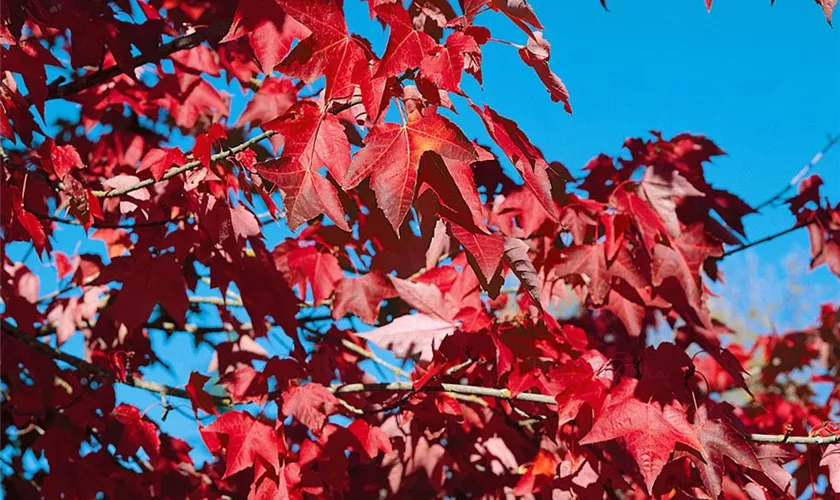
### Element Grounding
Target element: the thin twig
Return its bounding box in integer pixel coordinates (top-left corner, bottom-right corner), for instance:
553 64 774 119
89 130 277 198
46 24 228 101
1 320 232 406
752 134 840 212
748 433 840 445
718 220 814 259
75 98 361 200
5 319 837 446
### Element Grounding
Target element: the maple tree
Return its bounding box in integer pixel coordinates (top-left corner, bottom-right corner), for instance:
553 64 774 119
1 0 840 498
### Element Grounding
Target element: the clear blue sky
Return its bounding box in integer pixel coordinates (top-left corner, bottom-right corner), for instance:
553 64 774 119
4 0 839 471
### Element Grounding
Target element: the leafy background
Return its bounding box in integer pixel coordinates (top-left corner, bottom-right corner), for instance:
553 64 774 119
2 0 839 489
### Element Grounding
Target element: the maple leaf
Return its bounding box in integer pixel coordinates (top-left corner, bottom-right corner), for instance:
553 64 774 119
418 153 487 231
257 101 351 231
550 244 647 306
374 2 438 79
39 139 84 178
331 272 397 324
201 411 284 479
470 104 558 218
513 449 557 495
93 250 188 331
503 237 544 309
491 0 544 32
281 383 340 432
221 0 310 74
109 404 160 461
282 245 344 304
419 31 483 92
343 112 478 231
348 420 394 459
821 444 840 494
517 32 572 113
358 313 458 362
816 0 837 23
185 372 219 417
639 166 705 238
580 379 704 493
388 276 458 321
449 221 504 282
193 123 227 168
219 365 269 405
683 405 761 498
235 77 299 129
138 147 186 181
278 0 372 101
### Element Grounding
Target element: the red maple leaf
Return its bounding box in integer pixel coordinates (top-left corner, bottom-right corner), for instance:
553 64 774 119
257 101 351 231
580 379 704 493
201 411 285 479
343 112 477 231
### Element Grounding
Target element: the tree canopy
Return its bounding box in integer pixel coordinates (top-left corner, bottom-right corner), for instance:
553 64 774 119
1 0 839 498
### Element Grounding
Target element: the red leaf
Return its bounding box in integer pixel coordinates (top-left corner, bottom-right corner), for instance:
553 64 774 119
513 449 557 496
358 313 458 361
53 251 77 280
185 372 219 416
236 77 298 129
449 221 504 283
348 420 393 459
201 411 284 479
550 244 646 306
470 104 557 218
281 383 340 432
193 123 227 168
343 112 477 231
503 237 544 310
580 379 704 493
821 444 840 494
221 0 310 74
138 147 186 181
374 2 438 78
39 139 84 178
517 32 572 113
258 101 351 230
388 275 458 321
278 0 371 101
284 246 344 304
110 404 160 461
331 272 397 324
419 31 482 92
684 405 761 498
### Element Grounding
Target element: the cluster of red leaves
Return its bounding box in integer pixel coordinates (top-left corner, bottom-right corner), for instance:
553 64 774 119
2 0 839 498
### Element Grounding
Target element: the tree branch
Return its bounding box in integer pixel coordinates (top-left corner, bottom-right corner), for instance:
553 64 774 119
718 220 814 259
747 433 840 445
752 133 840 212
1 320 232 406
46 24 228 101
89 130 277 198
7 320 837 446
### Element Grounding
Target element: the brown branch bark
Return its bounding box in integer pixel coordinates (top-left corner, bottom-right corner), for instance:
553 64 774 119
46 24 228 101
1 320 232 406
5 319 836 446
718 220 814 259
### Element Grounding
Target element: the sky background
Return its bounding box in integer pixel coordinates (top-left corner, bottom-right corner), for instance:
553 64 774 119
3 0 840 482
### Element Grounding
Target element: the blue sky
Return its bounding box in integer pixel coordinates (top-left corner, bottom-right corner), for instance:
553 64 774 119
3 0 839 476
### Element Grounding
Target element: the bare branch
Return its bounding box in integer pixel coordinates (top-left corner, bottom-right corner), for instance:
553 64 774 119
718 220 814 259
46 24 228 101
1 320 232 406
5 319 837 446
753 133 840 212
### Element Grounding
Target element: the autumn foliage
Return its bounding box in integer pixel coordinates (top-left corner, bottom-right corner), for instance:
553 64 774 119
2 0 840 498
